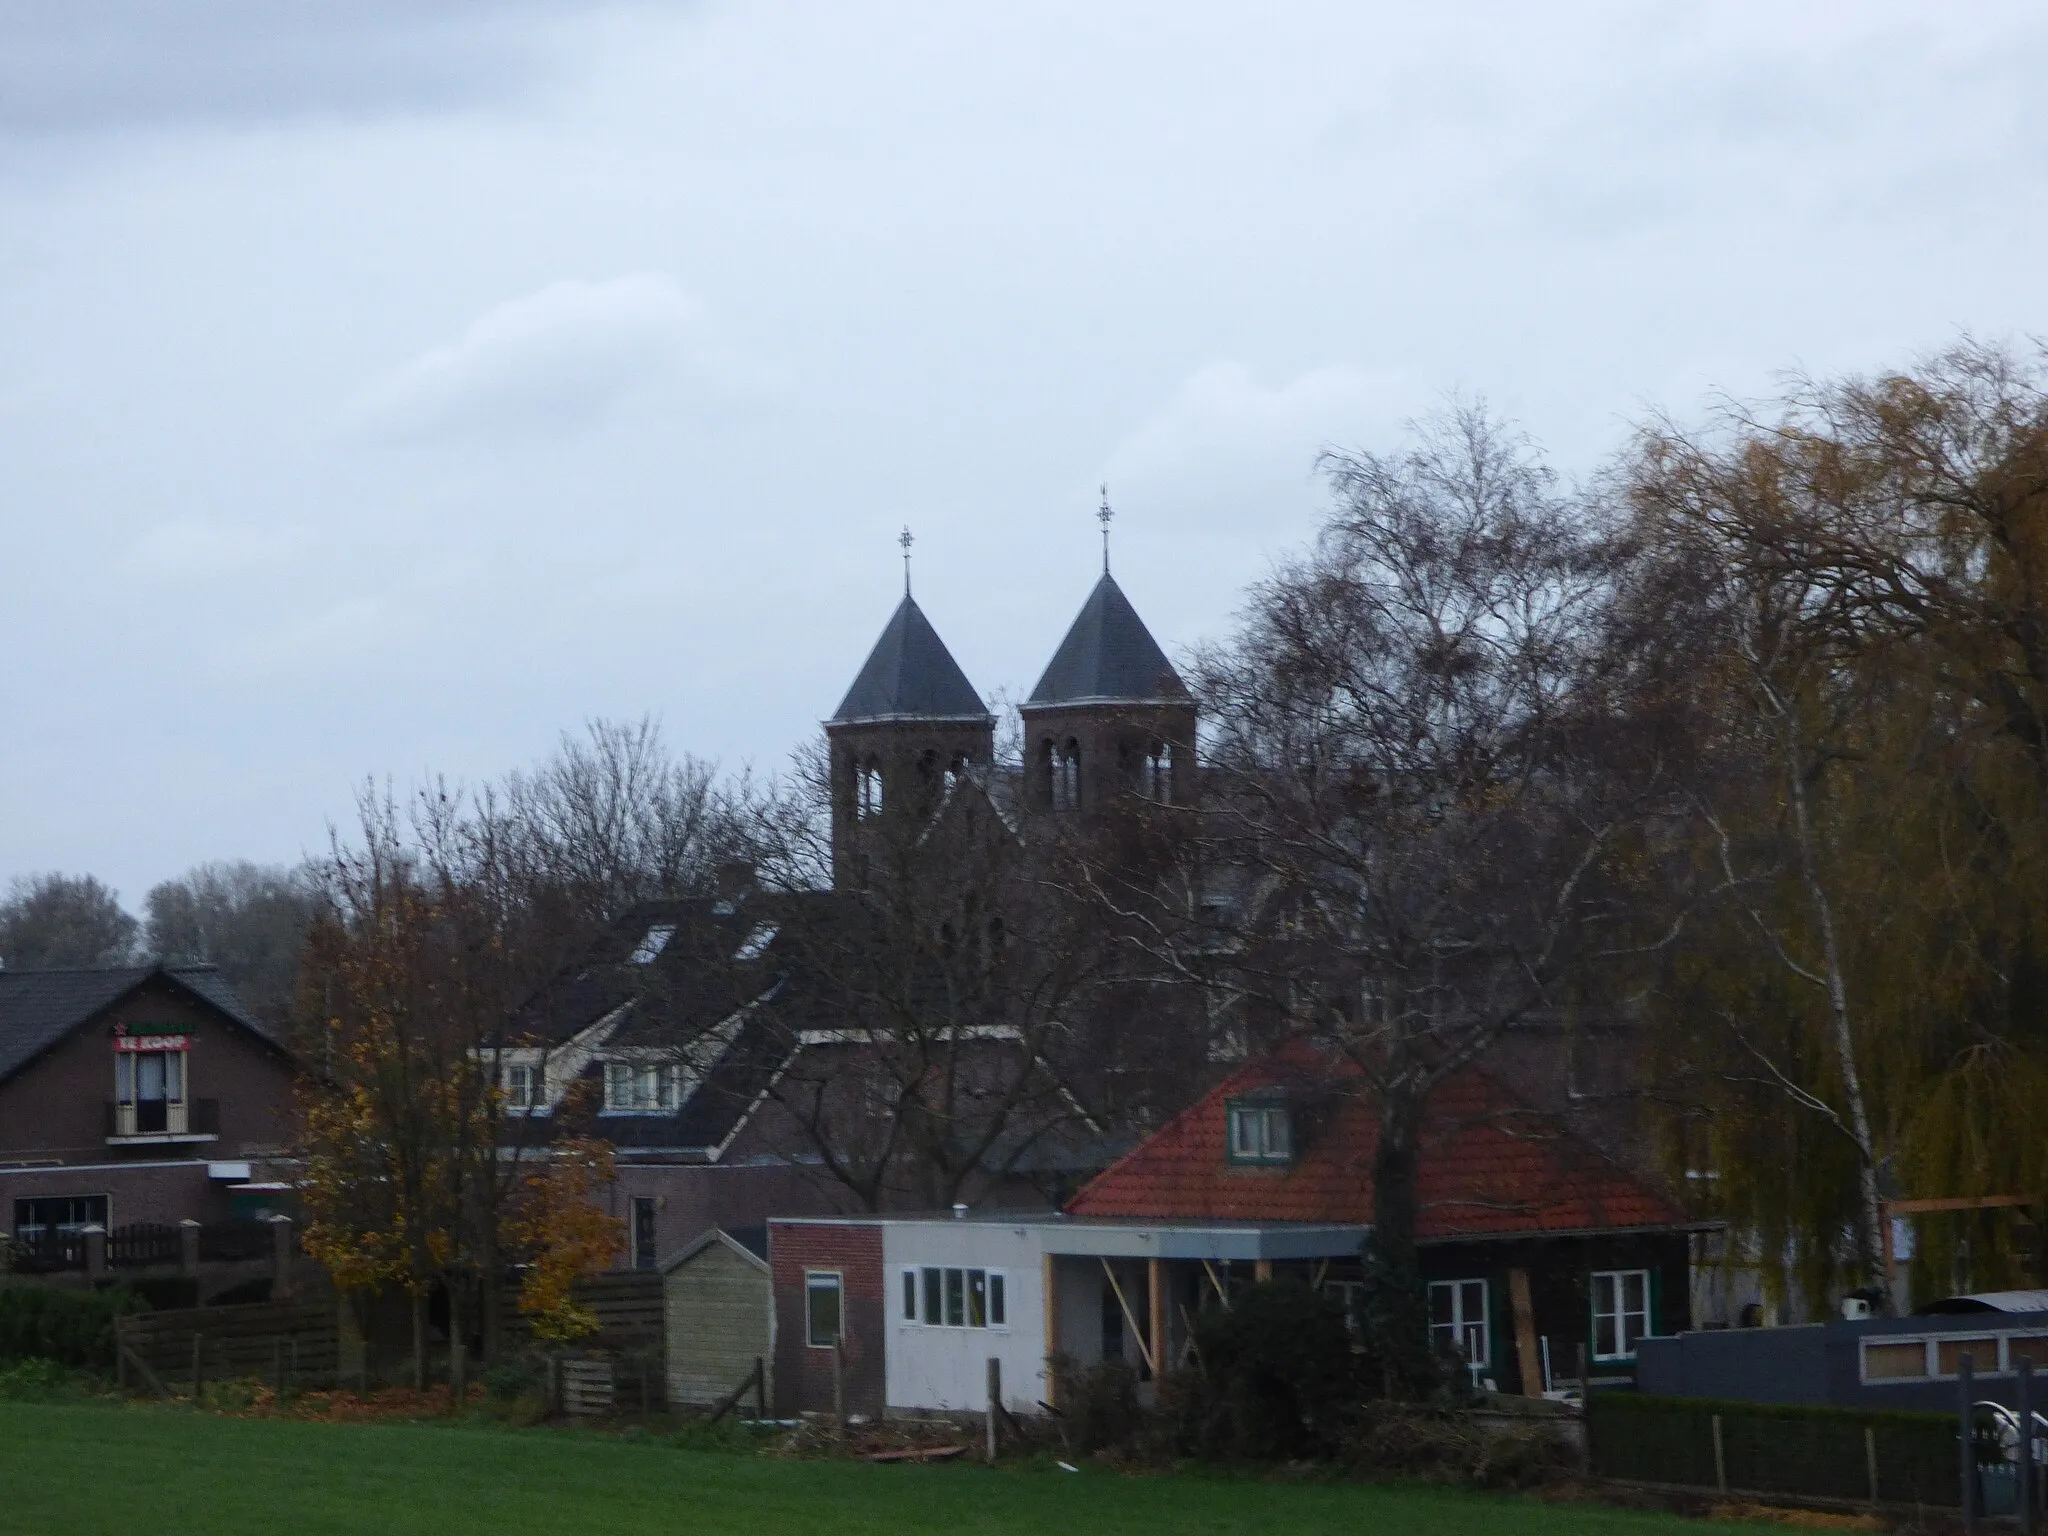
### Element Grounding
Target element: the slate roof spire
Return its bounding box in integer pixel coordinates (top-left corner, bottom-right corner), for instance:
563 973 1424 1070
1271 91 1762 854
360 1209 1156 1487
831 593 990 724
1027 570 1190 707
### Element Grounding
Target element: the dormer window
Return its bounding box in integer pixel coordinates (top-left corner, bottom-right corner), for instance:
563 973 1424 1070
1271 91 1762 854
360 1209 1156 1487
603 1060 681 1114
629 924 676 965
1226 1095 1294 1166
504 1062 536 1111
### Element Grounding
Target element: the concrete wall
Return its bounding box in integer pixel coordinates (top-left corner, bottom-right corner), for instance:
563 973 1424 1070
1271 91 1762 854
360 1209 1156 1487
880 1220 1049 1413
664 1238 772 1407
1637 1311 2048 1412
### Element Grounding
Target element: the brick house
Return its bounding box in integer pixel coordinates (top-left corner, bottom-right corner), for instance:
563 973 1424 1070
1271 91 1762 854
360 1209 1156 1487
763 1046 1708 1418
0 963 300 1295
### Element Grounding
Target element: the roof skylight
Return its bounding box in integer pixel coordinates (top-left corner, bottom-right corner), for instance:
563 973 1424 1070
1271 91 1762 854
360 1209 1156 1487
733 922 780 962
629 924 677 965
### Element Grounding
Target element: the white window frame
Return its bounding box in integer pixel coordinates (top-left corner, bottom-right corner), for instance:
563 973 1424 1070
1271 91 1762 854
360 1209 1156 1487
503 1061 535 1111
899 1266 1008 1330
805 1271 843 1349
1227 1100 1292 1165
1429 1277 1490 1368
601 1060 681 1115
1591 1268 1652 1361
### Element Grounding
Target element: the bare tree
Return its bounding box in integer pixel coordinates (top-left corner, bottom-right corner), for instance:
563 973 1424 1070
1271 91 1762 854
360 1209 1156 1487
739 744 1116 1211
1144 407 1671 1384
145 861 319 1023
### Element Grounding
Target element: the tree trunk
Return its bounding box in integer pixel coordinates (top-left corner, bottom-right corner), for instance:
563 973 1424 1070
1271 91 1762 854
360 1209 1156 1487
410 1289 428 1393
448 1278 467 1404
1362 1085 1436 1398
1780 702 1888 1302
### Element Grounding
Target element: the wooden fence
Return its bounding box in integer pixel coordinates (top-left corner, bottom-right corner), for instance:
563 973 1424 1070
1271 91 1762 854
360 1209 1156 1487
117 1299 339 1395
501 1271 664 1349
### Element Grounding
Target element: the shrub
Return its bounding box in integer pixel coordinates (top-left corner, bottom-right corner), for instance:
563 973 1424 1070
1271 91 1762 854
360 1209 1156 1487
1184 1279 1358 1459
1050 1357 1145 1456
0 1357 74 1400
0 1282 144 1370
482 1356 544 1402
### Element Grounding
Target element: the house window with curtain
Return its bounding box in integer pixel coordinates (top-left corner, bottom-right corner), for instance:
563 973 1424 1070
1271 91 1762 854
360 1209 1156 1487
602 1061 680 1114
114 1029 189 1136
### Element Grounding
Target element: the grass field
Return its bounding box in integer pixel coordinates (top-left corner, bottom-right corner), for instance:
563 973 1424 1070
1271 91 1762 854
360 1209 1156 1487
0 1402 1753 1536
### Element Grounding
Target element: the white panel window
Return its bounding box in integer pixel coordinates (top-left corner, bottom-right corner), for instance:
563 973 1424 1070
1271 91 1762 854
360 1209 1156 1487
1591 1269 1652 1360
1429 1278 1489 1367
905 1267 1007 1329
602 1061 680 1114
503 1062 535 1110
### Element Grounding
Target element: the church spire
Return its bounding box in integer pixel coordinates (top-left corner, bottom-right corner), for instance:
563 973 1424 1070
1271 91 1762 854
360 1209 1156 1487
1098 485 1113 575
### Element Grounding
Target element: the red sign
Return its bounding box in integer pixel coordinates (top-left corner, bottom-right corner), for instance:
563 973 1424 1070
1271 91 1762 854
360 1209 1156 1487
115 1033 189 1053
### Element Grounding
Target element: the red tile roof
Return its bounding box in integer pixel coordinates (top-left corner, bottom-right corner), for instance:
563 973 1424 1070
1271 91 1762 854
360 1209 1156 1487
1067 1047 1684 1239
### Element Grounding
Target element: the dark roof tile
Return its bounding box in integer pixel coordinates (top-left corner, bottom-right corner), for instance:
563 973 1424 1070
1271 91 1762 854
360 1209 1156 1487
831 595 989 724
1026 573 1189 707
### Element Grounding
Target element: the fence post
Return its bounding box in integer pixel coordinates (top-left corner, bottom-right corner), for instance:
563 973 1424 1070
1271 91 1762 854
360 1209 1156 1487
273 1339 286 1404
192 1334 205 1401
83 1224 107 1282
269 1216 295 1299
178 1219 201 1277
833 1342 846 1444
1712 1413 1727 1494
2020 1356 2036 1536
754 1355 766 1421
1962 1352 1977 1534
1865 1424 1880 1507
986 1357 1001 1464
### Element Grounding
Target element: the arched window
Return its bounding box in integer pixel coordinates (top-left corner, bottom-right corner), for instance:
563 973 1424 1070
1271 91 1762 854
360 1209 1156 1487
858 759 883 819
1053 738 1081 812
1142 741 1173 804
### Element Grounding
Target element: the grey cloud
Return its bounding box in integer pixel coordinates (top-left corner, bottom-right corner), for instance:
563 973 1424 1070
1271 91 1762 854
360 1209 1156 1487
0 1 641 132
340 275 710 442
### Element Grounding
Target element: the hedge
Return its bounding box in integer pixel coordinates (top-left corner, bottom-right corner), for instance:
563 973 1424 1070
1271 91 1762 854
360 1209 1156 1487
0 1283 144 1370
1588 1393 1960 1507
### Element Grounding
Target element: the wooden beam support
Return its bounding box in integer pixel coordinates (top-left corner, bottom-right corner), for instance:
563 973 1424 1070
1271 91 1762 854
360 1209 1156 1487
1042 1252 1059 1409
1201 1259 1230 1308
1508 1267 1542 1398
1099 1259 1156 1377
1147 1259 1166 1384
1253 1259 1272 1283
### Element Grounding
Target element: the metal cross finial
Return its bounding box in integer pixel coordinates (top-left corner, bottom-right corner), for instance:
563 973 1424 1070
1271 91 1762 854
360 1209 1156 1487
1098 484 1113 573
899 526 915 594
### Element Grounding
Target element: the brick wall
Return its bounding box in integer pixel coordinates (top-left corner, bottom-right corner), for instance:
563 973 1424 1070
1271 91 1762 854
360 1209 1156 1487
769 1219 884 1419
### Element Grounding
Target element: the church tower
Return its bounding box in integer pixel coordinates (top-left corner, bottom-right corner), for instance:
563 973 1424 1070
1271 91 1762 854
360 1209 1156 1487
825 577 994 887
1020 516 1196 816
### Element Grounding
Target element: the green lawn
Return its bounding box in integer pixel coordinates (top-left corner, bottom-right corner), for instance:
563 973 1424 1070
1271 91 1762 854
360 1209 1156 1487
0 1402 1743 1536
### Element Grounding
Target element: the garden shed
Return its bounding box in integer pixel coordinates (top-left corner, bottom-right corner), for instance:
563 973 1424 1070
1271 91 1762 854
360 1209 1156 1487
663 1226 772 1408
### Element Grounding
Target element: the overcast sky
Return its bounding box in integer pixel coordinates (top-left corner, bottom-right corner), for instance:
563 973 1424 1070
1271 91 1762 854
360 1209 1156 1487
4 1 2046 911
